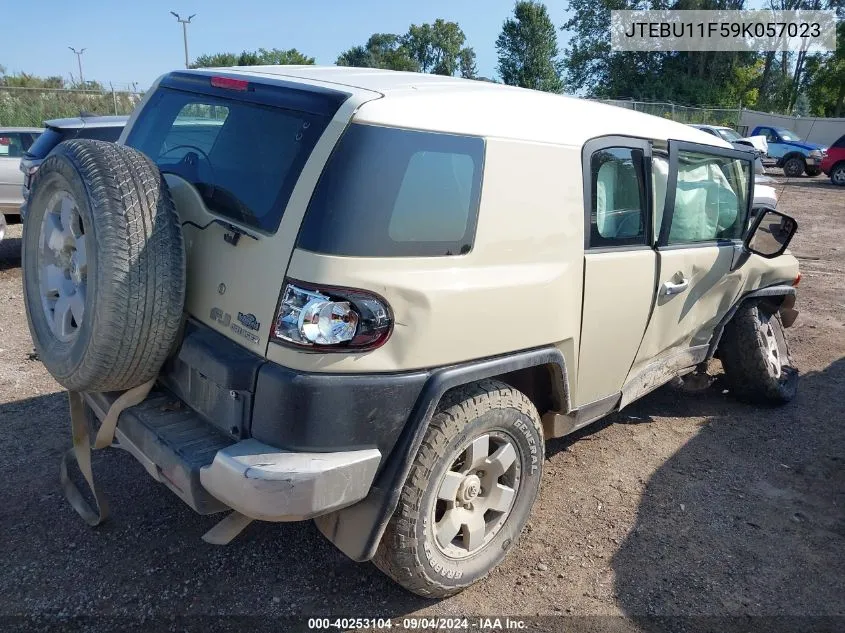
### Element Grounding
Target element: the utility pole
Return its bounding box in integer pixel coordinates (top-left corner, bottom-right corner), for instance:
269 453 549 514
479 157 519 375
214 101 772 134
170 12 196 68
68 47 86 88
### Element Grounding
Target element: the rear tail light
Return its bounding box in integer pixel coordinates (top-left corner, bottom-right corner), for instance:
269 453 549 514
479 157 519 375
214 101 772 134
271 280 392 351
793 273 801 286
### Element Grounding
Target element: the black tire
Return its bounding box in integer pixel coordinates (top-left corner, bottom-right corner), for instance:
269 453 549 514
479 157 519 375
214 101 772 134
718 301 797 404
373 379 543 598
782 156 805 177
22 139 185 392
805 166 821 177
830 163 845 187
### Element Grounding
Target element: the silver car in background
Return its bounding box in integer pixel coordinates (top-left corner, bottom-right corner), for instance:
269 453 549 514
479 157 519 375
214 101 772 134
0 128 43 241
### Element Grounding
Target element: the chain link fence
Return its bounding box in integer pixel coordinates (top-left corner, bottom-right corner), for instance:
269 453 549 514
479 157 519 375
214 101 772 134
0 87 144 127
594 99 743 128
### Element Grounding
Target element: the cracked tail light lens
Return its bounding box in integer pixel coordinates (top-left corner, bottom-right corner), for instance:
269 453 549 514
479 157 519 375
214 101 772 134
272 281 392 350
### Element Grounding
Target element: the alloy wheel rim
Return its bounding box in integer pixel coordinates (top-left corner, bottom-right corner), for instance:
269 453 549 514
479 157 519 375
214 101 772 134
431 431 521 559
764 319 782 378
37 190 87 342
834 169 845 185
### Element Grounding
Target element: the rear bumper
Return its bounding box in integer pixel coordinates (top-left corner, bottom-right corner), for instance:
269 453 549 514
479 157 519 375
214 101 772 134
84 389 382 521
199 440 381 521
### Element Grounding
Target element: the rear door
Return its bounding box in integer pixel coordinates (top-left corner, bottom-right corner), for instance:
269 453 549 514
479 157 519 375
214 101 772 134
623 141 754 405
576 137 657 408
124 71 377 353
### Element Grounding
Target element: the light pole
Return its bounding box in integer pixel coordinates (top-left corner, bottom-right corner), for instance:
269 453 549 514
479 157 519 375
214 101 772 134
68 47 86 88
170 12 196 68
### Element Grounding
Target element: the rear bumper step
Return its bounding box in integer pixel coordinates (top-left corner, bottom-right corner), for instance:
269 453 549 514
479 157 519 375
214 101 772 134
83 389 381 521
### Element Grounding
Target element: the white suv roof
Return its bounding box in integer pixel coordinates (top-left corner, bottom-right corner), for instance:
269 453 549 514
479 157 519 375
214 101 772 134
180 66 731 149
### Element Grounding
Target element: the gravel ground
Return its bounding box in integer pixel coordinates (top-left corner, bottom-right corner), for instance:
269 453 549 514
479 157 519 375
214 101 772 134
0 174 843 632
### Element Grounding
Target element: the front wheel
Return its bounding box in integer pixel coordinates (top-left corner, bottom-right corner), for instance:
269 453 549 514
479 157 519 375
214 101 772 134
373 380 543 597
831 164 845 187
782 156 806 177
719 301 798 404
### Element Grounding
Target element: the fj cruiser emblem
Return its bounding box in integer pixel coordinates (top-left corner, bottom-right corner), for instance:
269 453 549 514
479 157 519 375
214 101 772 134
210 307 231 327
237 312 260 331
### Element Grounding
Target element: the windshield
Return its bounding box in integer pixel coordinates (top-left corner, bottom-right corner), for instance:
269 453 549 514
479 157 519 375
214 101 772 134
717 128 742 142
125 87 331 233
775 128 801 142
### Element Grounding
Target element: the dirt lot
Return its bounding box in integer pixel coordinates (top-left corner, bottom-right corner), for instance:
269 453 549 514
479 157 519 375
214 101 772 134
0 174 843 632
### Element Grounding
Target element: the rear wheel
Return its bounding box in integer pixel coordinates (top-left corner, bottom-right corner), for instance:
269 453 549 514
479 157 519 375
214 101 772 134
373 380 543 597
782 156 806 177
805 166 821 177
831 163 845 186
719 301 797 404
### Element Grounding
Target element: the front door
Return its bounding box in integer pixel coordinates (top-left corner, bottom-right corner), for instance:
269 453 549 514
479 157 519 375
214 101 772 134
624 141 755 405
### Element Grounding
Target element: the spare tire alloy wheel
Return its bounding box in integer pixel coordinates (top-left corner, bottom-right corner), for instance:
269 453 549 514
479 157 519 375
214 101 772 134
374 380 543 598
783 156 805 177
22 139 185 393
38 190 87 342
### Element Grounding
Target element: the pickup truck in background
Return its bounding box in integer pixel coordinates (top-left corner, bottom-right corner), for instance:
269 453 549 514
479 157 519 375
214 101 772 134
749 125 828 177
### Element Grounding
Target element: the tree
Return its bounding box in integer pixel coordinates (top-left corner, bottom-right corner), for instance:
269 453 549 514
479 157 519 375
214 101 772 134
256 48 315 65
459 48 478 79
496 1 563 92
336 33 419 71
561 0 767 106
191 48 314 69
404 19 468 75
804 21 845 116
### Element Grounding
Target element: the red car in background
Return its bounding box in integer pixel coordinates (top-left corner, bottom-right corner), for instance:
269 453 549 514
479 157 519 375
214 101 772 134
821 133 845 186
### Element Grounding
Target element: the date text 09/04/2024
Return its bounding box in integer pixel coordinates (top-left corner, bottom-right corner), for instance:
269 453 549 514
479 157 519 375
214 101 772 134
307 617 528 630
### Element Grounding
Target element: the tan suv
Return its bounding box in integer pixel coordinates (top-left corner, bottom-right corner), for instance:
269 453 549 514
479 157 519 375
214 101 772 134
22 67 800 597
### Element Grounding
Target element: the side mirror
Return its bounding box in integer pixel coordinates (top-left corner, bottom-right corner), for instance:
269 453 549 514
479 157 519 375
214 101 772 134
744 209 797 258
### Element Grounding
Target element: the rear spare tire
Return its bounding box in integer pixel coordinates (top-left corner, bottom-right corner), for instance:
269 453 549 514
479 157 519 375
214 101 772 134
22 139 185 392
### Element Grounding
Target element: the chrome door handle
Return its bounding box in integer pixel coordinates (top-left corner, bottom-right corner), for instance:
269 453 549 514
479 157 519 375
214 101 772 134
662 277 689 296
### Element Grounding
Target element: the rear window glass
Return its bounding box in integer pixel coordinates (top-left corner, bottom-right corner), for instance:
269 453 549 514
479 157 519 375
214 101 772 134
25 128 71 159
832 135 845 149
125 88 329 233
297 124 484 257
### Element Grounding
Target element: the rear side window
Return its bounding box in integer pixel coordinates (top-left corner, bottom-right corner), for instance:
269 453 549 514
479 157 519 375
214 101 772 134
297 124 484 257
589 147 647 247
126 87 330 233
77 126 123 142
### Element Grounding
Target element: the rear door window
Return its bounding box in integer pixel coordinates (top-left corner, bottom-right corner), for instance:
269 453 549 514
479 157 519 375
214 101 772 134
125 86 333 233
297 124 484 257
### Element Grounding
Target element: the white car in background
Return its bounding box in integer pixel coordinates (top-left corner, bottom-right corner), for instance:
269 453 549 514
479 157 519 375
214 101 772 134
691 123 769 156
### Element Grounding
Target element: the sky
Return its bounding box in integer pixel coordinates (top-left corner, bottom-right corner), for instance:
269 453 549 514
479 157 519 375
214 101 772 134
1 0 573 91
